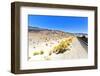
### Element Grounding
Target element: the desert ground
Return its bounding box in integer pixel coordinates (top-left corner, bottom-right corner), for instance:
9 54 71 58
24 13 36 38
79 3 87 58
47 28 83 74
28 28 88 61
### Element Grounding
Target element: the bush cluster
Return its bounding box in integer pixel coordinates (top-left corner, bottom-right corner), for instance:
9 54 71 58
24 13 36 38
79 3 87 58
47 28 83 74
52 37 73 54
33 50 44 56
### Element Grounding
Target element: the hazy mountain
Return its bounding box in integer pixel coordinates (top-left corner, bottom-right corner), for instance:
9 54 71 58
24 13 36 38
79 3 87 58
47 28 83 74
28 26 49 31
74 33 88 38
74 33 87 35
74 33 88 36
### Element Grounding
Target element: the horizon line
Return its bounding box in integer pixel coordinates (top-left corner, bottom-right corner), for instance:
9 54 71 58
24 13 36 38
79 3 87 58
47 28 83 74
28 25 88 34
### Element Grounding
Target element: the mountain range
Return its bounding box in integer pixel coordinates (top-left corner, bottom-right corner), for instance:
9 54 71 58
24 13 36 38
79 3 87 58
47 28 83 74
28 26 87 36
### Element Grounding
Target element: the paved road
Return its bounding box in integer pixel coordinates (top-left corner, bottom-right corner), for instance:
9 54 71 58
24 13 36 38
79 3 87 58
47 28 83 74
77 37 88 52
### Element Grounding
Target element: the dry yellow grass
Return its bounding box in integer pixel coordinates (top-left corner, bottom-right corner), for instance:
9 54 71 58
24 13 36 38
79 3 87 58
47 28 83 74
50 36 74 55
33 50 44 56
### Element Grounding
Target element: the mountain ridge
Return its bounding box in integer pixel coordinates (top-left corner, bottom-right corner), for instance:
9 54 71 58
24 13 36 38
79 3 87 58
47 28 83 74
28 26 87 36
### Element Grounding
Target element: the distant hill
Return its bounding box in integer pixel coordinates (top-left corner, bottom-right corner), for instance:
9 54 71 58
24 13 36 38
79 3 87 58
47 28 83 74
74 33 87 35
28 26 66 32
28 26 48 31
28 26 75 36
28 26 87 36
74 33 88 38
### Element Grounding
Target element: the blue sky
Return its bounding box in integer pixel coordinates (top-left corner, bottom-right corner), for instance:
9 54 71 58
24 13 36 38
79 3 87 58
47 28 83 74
28 15 88 33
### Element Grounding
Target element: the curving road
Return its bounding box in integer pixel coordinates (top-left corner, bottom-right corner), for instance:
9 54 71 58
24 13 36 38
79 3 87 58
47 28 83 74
77 37 88 52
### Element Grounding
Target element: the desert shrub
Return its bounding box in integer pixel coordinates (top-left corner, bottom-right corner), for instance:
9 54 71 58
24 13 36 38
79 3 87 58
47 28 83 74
52 37 73 54
33 51 39 56
33 50 44 56
40 50 44 55
53 40 69 54
45 43 48 46
33 46 35 48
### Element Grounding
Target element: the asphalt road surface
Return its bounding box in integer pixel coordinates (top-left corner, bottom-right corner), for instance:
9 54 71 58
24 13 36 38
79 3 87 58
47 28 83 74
77 37 88 52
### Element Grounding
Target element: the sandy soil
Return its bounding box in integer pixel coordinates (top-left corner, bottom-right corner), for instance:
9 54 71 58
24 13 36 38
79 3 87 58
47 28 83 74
28 31 88 61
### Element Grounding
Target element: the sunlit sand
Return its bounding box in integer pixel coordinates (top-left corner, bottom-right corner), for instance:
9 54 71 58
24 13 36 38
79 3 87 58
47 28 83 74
28 30 87 61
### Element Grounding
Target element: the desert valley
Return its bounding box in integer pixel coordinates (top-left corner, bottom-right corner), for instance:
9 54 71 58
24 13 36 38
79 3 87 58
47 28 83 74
28 26 88 61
